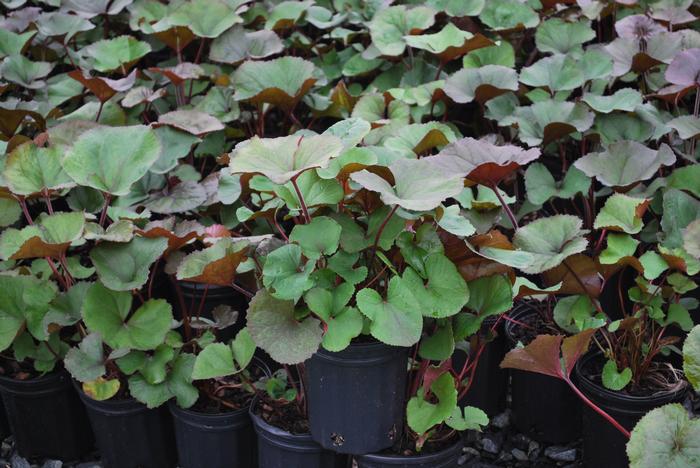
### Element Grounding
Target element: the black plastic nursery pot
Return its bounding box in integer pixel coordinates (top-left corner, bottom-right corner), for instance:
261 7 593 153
355 438 464 468
0 371 93 460
304 340 409 454
170 401 256 468
249 399 347 468
77 387 176 468
505 307 581 444
453 317 508 417
574 352 688 468
0 400 10 440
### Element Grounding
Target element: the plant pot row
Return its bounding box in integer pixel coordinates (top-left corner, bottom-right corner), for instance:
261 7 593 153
0 307 687 468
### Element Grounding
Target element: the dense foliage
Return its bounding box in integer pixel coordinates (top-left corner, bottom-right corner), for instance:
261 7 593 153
1 0 700 463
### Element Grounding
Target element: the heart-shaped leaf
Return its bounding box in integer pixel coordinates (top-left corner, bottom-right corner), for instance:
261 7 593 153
520 55 586 92
369 5 436 57
356 276 423 347
155 0 244 38
573 141 675 188
289 216 341 260
401 253 469 318
232 57 317 110
229 134 343 184
305 283 363 352
535 18 595 55
0 275 57 352
351 158 463 211
407 372 457 436
582 88 643 114
479 0 539 31
404 23 493 62
209 26 283 64
247 289 322 365
262 244 315 302
80 35 151 73
444 65 519 104
426 137 540 186
525 163 590 205
83 282 173 351
0 29 35 59
626 404 700 468
0 54 53 89
510 100 595 147
594 194 649 234
475 215 589 274
3 142 75 196
0 212 85 260
62 125 161 196
90 236 167 291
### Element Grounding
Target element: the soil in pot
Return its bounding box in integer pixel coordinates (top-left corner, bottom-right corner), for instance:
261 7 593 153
76 387 176 468
505 304 582 444
0 365 93 460
250 395 347 468
574 352 688 468
304 340 409 454
453 317 508 418
355 435 464 468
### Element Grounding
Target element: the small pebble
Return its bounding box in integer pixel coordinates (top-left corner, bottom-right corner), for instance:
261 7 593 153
463 446 480 457
41 461 62 468
490 410 510 429
10 454 30 468
544 446 577 462
480 435 502 454
511 448 529 462
527 440 541 459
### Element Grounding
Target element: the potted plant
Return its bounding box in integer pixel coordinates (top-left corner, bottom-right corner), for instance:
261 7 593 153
0 140 95 460
170 327 265 468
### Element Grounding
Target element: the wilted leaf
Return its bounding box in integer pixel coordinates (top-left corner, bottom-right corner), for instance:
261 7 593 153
176 238 248 287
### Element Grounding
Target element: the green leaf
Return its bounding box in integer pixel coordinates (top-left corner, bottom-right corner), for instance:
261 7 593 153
229 134 343 185
444 65 519 104
65 333 105 382
600 233 639 265
662 189 700 249
43 281 91 334
553 295 605 334
510 100 594 147
573 141 675 188
627 404 700 468
447 405 489 431
437 205 476 238
289 217 341 260
525 163 590 205
62 125 161 196
0 54 53 89
479 0 538 30
582 88 643 114
262 244 315 302
351 158 463 211
369 5 436 57
232 56 317 110
520 55 585 92
305 284 363 352
327 250 368 285
0 212 86 260
407 372 457 436
0 29 35 59
264 0 313 30
90 236 167 291
158 0 243 38
427 0 484 17
83 282 172 351
464 41 514 70
0 275 57 352
683 325 700 392
0 199 21 228
602 359 632 391
231 328 256 370
401 253 469 318
668 115 700 139
664 304 693 332
535 19 594 55
275 170 343 210
462 274 513 335
81 35 151 73
684 220 700 260
476 215 589 274
247 289 322 365
639 251 669 280
419 322 454 361
129 353 198 409
35 11 95 42
356 276 423 347
404 23 491 61
209 26 283 64
594 193 649 234
192 342 235 380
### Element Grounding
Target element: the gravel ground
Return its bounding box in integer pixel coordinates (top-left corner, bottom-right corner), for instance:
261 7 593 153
457 409 582 467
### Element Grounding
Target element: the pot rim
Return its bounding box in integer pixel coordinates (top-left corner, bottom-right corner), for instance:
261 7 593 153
574 351 688 405
356 437 463 464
